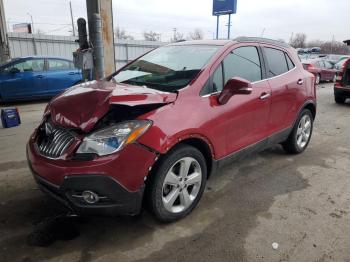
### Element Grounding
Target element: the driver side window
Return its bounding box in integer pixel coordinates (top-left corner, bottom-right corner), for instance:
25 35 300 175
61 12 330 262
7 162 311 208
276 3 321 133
9 59 45 73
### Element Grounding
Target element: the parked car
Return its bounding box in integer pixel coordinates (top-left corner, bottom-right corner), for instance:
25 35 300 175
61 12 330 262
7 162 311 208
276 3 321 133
27 38 316 222
326 54 350 65
302 59 338 84
334 57 350 103
0 56 82 102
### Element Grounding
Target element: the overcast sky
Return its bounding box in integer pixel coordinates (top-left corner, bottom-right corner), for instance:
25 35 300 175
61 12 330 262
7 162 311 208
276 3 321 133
3 0 350 42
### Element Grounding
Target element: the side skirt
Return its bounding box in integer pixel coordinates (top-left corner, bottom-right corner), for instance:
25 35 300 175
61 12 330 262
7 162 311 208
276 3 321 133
212 127 293 172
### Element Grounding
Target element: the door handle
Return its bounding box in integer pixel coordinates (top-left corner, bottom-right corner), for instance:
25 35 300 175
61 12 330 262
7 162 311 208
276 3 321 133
36 75 44 79
260 92 271 100
297 79 304 85
68 72 75 75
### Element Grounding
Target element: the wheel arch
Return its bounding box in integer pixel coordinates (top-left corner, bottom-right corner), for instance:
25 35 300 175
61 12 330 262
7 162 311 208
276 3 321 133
179 137 216 179
303 101 316 120
147 136 216 183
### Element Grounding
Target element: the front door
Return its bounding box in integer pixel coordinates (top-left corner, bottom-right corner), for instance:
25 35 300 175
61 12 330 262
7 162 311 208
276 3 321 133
204 44 271 157
0 58 46 100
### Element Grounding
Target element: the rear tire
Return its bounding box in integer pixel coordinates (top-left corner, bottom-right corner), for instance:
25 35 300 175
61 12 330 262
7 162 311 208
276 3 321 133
335 95 346 104
146 144 207 223
282 109 313 154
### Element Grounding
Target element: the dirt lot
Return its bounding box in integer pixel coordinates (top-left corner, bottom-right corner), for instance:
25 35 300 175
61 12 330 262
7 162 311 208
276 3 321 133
0 83 349 262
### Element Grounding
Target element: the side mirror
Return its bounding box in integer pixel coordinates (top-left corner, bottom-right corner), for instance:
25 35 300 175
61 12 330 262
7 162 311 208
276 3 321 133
9 67 20 74
217 77 253 105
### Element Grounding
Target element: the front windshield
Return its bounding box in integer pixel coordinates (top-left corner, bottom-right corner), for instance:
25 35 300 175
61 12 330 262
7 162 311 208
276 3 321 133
113 45 220 92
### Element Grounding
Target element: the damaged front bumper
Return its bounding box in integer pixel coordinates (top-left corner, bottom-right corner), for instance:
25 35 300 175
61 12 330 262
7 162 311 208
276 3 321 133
27 138 158 216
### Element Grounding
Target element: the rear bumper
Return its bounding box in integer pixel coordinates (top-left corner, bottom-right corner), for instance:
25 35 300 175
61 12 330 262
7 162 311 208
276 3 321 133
334 86 350 98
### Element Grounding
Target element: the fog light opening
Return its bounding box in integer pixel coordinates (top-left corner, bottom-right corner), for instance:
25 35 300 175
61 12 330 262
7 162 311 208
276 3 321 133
82 190 100 204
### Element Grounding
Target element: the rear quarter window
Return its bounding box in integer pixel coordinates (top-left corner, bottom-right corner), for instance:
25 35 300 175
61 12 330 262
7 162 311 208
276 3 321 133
264 47 289 77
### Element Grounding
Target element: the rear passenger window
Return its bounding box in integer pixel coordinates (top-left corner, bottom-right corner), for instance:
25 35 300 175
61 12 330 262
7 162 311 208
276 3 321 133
264 48 289 77
48 59 71 71
223 46 262 83
285 54 295 70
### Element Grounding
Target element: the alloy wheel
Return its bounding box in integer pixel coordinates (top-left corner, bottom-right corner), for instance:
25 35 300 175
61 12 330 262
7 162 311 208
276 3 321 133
296 114 312 149
162 157 202 213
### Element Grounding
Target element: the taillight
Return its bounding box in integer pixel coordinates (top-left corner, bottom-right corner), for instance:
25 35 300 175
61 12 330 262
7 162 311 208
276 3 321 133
335 65 346 87
307 64 314 71
303 64 314 71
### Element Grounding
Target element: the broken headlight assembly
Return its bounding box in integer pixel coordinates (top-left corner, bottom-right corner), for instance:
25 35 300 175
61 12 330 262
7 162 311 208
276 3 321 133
76 120 152 156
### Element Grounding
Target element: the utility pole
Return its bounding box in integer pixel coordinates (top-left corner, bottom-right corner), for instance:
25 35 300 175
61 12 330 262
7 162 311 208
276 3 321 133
0 0 10 62
86 0 116 77
227 14 232 39
216 16 219 39
27 12 34 33
69 1 76 36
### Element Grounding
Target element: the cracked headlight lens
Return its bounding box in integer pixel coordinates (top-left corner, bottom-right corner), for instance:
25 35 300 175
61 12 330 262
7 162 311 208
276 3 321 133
77 120 152 156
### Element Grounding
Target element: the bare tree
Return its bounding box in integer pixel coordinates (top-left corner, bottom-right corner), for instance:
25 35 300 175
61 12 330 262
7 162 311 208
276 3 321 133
189 28 204 40
143 31 160 41
289 33 307 48
114 26 134 40
171 28 184 42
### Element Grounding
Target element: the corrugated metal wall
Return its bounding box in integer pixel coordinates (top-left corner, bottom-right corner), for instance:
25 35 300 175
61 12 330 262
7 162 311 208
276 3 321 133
8 33 163 69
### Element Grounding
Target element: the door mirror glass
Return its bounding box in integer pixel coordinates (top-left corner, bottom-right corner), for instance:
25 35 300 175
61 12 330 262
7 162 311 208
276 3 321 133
217 77 252 105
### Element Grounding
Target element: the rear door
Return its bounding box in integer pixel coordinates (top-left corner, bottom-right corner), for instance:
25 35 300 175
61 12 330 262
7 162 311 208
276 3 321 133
324 60 336 80
318 60 329 80
0 58 46 100
262 45 300 133
46 59 81 96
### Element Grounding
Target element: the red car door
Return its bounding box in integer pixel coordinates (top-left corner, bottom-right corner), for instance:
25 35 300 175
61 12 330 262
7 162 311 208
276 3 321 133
319 60 332 80
262 45 301 133
203 44 271 156
324 60 336 81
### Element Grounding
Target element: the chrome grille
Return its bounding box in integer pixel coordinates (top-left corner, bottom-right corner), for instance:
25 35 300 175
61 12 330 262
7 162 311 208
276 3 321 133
37 121 75 158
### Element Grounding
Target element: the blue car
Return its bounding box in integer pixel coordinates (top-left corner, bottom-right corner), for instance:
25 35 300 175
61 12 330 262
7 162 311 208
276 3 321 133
0 56 82 102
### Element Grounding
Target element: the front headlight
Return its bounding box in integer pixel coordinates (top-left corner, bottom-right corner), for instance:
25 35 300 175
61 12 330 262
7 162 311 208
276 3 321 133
76 120 152 156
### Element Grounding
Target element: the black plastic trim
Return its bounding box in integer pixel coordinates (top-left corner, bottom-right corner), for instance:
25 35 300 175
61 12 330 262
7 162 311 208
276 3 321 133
213 127 293 170
30 167 144 216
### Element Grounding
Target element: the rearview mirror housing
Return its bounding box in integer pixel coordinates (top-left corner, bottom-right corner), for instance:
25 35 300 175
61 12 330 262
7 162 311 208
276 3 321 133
217 77 253 105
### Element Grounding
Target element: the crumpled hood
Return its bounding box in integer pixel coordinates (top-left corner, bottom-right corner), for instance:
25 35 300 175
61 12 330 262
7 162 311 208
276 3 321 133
47 80 177 132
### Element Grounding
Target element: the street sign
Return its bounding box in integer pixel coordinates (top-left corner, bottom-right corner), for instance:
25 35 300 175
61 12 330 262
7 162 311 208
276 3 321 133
213 0 237 16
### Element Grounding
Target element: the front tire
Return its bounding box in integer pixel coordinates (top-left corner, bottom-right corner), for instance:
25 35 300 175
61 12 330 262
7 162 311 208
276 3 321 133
335 95 346 104
147 144 207 222
282 109 313 154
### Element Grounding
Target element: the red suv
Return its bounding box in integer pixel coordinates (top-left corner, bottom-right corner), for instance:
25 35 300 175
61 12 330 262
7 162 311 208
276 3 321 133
334 57 350 104
27 38 316 222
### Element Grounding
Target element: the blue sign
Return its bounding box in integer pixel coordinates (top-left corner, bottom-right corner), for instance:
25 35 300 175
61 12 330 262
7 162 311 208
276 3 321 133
213 0 237 16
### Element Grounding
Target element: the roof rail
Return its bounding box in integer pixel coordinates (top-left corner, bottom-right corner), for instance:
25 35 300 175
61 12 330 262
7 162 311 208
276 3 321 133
234 37 291 48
